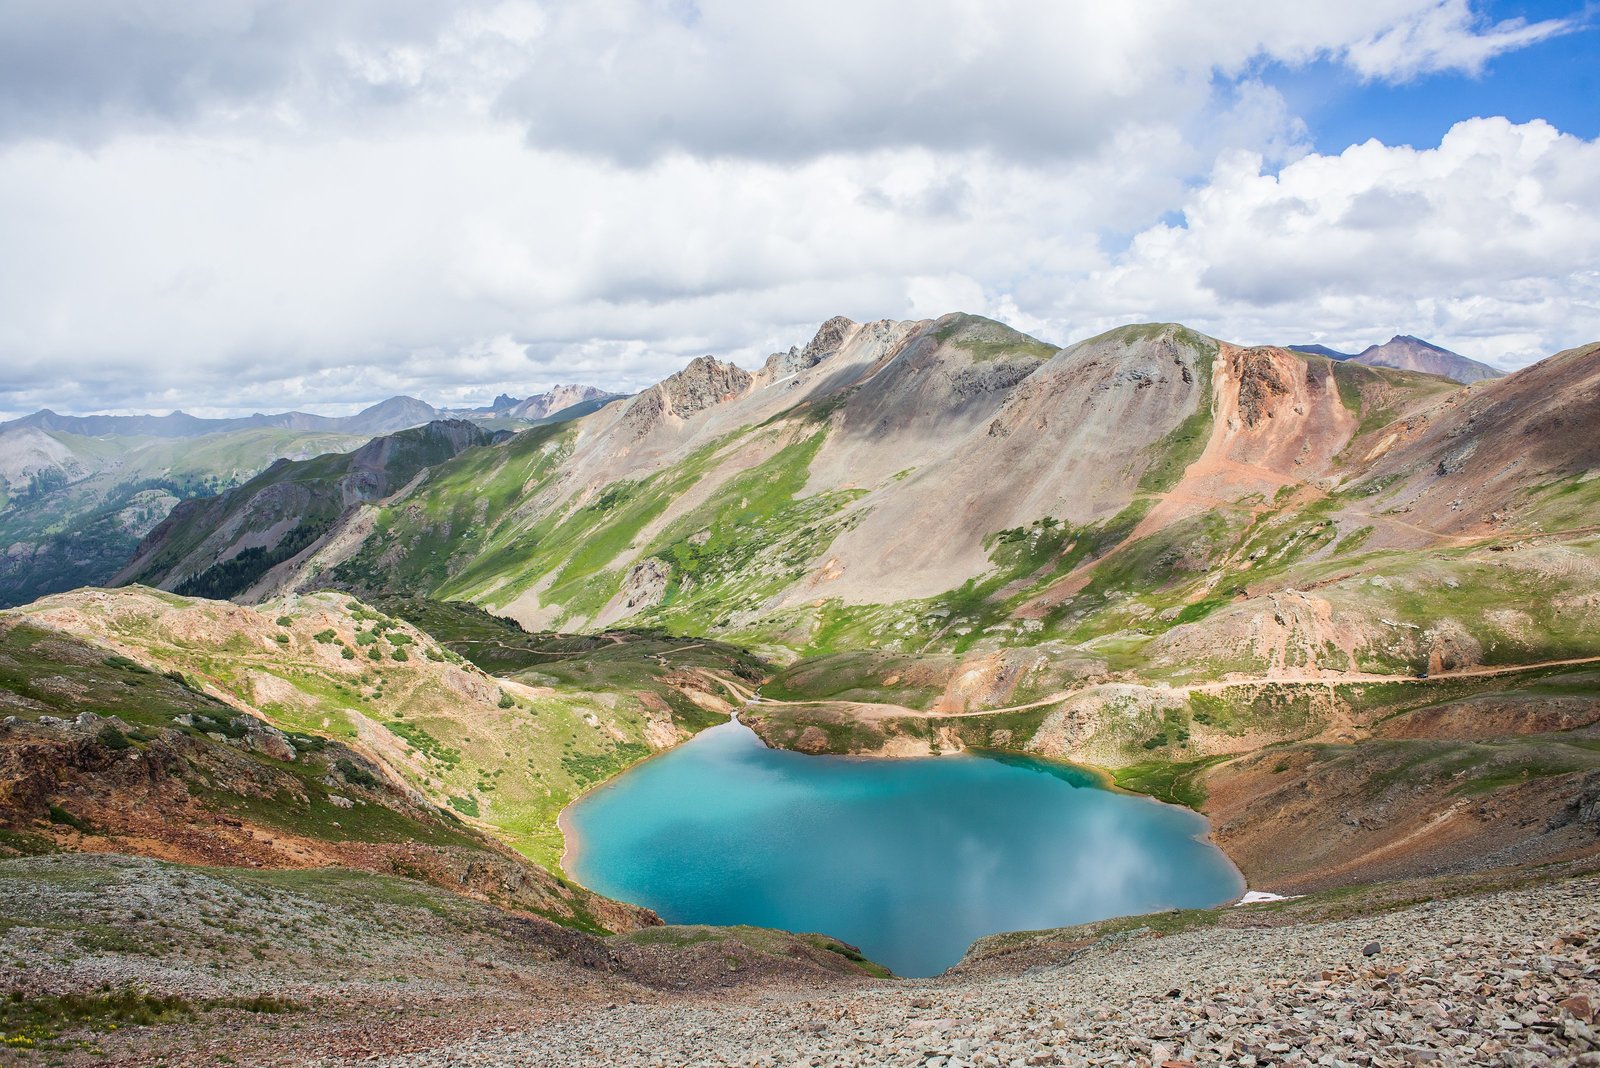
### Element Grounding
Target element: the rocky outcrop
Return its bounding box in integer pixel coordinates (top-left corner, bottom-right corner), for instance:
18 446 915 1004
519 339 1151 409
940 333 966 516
659 356 753 418
622 558 670 610
1234 346 1293 428
763 316 857 377
619 356 754 438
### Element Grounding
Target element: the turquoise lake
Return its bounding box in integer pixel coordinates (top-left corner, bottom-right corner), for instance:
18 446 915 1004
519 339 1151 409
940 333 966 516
566 717 1244 977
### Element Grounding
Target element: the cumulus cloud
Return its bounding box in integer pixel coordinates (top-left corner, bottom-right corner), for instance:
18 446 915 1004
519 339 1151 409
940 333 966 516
494 0 1577 163
0 1 1576 157
1079 118 1600 366
1342 0 1574 82
0 2 1592 416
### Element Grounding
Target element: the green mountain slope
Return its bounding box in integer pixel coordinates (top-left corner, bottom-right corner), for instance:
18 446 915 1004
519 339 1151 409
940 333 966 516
116 420 504 601
0 602 642 932
0 427 375 607
8 587 763 871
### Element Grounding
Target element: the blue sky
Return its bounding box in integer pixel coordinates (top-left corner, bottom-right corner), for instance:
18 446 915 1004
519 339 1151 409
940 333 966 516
0 1 1597 416
1280 2 1597 153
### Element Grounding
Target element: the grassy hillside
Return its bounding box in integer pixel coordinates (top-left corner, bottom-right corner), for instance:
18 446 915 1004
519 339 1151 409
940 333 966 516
10 588 756 871
120 421 502 600
0 612 638 931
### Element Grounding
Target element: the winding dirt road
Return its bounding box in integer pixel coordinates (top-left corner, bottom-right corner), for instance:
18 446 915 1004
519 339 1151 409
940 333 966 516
740 653 1600 723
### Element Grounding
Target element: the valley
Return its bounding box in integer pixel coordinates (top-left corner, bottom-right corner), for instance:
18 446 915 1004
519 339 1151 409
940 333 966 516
0 389 619 610
3 312 1599 1062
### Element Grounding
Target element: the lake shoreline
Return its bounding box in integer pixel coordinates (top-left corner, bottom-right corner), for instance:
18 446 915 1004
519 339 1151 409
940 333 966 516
558 709 748 885
559 713 1246 976
558 710 1253 912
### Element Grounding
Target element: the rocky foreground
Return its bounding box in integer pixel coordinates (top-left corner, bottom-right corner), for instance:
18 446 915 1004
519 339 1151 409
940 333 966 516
372 875 1600 1068
3 857 1599 1066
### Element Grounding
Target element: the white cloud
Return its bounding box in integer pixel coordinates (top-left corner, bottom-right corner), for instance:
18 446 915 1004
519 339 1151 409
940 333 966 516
494 0 1576 163
1076 118 1600 367
0 2 1592 417
0 2 1576 156
1343 0 1573 82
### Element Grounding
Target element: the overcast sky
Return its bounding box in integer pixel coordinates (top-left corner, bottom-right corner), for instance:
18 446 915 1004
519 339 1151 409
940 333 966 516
1 0 1597 417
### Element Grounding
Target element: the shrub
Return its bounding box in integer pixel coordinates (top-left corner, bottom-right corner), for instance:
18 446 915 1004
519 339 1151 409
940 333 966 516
275 616 292 627
497 691 515 709
47 806 93 833
333 758 379 788
96 725 131 751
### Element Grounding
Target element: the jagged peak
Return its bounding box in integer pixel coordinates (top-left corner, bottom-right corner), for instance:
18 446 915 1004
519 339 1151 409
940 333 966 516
801 316 857 361
761 316 860 379
622 354 754 433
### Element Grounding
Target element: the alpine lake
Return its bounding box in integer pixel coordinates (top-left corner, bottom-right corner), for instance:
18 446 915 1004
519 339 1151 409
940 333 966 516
566 717 1245 977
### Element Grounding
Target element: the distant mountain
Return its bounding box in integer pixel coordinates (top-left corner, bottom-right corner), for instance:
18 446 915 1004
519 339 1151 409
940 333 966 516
506 384 621 421
0 422 381 608
1350 335 1503 383
1287 344 1354 359
0 426 91 502
334 396 441 435
116 419 505 601
1 396 444 439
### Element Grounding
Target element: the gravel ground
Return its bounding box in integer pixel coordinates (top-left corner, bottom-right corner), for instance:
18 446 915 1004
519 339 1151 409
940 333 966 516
358 877 1600 1068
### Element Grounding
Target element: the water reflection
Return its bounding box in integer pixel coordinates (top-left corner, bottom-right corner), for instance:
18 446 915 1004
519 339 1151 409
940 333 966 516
568 717 1242 977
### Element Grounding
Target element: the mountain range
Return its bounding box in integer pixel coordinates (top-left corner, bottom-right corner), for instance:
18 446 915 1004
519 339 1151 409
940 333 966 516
2 311 1597 1058
0 385 625 441
0 385 620 609
84 309 1598 885
1288 333 1504 383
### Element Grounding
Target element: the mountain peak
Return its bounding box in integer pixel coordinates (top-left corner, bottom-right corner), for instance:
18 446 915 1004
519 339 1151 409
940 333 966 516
622 355 753 435
1287 344 1354 360
1352 335 1502 384
763 316 860 378
507 384 618 421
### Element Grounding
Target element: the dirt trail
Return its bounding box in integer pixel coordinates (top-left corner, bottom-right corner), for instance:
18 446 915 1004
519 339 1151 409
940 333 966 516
693 669 760 704
747 654 1600 722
